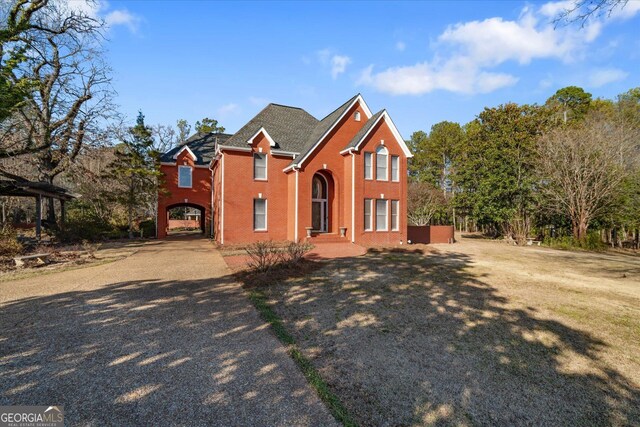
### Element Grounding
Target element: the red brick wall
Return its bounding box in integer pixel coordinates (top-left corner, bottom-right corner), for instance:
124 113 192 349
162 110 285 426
407 225 454 244
352 117 408 246
157 150 211 238
218 133 291 244
168 219 200 229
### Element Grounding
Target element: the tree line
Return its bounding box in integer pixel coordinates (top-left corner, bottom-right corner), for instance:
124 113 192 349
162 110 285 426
407 86 640 248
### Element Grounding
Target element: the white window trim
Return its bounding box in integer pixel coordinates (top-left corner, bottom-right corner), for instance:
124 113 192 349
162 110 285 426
391 200 399 231
254 198 268 231
364 198 373 231
253 152 268 181
178 165 193 188
364 152 373 180
391 155 400 182
376 146 388 181
376 199 388 232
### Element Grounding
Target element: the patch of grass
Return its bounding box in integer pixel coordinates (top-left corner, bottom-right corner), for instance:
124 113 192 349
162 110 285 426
248 289 357 427
0 256 124 283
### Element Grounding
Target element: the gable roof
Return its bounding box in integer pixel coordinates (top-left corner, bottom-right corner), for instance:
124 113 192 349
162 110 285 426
285 94 372 171
222 104 319 152
160 132 232 165
341 110 414 158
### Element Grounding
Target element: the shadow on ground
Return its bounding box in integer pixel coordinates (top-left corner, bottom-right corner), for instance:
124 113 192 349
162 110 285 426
0 272 333 426
254 248 640 426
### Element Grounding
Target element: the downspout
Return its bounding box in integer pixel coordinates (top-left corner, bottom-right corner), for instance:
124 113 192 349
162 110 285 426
210 165 214 239
294 167 299 242
221 153 225 245
351 150 355 243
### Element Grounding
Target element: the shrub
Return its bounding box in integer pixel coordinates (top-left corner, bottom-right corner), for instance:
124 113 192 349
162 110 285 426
282 241 313 264
0 225 23 257
245 240 313 272
544 231 606 251
139 219 156 238
246 240 281 272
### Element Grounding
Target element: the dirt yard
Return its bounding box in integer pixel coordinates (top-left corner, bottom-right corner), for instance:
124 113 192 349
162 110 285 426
260 238 640 426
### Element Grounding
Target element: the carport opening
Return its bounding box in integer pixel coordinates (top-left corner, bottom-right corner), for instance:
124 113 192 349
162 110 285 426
166 204 205 236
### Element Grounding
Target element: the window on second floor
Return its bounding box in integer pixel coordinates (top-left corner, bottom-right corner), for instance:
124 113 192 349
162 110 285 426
376 146 388 181
178 166 192 188
391 155 400 182
364 152 373 180
254 153 267 180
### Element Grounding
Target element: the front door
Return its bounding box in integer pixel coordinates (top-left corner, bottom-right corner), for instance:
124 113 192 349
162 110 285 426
312 174 328 232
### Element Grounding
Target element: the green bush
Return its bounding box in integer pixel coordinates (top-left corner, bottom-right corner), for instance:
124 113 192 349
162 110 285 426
139 219 156 238
543 231 606 251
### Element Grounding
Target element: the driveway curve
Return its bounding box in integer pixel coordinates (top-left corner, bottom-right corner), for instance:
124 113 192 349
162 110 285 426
0 236 337 426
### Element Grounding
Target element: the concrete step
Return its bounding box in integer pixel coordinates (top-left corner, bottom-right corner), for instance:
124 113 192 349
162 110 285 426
306 233 347 243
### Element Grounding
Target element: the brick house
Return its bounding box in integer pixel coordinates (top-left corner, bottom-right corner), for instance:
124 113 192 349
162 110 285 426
158 94 412 245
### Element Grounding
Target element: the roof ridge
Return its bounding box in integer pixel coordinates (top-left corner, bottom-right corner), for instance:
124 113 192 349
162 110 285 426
318 93 360 122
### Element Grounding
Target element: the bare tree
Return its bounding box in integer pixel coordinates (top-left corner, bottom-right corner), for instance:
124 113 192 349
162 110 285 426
152 124 178 153
537 112 637 241
407 181 447 226
554 0 629 26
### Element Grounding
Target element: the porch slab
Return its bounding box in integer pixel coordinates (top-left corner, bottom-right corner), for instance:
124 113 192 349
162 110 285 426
305 242 367 260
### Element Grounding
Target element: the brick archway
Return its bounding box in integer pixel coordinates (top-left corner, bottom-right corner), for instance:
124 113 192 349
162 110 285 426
164 203 206 236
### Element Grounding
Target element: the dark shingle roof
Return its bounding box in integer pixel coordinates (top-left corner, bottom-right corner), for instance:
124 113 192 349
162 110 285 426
343 109 385 151
159 94 366 168
289 94 360 167
222 104 319 152
160 132 232 165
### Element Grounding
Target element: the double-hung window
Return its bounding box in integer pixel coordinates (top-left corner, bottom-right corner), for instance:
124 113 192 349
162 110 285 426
376 146 388 180
254 153 267 180
376 199 388 231
364 199 373 231
391 200 399 231
178 166 192 188
391 156 400 182
364 152 373 180
254 199 267 231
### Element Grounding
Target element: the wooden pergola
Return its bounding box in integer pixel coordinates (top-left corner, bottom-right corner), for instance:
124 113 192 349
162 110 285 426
0 177 76 239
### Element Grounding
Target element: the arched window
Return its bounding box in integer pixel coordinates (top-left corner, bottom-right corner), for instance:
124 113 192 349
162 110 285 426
376 145 388 180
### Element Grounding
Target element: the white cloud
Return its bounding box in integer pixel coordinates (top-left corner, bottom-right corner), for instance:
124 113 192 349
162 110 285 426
105 9 141 33
610 0 640 20
359 3 605 96
395 41 406 51
538 1 574 18
330 55 351 79
66 0 142 33
588 68 628 87
313 49 351 79
358 60 518 96
217 103 240 117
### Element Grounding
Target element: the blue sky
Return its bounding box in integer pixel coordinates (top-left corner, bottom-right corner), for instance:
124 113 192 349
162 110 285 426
93 0 640 138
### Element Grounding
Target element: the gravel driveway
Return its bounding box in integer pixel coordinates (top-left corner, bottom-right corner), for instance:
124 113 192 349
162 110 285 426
0 236 337 426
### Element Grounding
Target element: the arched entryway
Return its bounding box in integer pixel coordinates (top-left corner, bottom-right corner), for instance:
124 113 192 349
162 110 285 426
311 172 334 233
165 203 206 235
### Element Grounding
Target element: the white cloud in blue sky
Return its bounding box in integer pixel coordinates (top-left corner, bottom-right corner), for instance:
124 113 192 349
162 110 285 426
357 2 613 95
104 1 640 135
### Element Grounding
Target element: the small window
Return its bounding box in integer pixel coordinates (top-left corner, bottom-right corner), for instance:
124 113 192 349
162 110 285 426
376 146 388 181
391 156 400 182
376 199 388 231
254 199 267 231
354 111 361 122
364 199 373 231
178 166 192 188
364 152 373 180
391 200 399 231
254 153 267 180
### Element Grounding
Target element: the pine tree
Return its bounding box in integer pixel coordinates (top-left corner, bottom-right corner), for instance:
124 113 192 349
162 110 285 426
106 112 161 238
